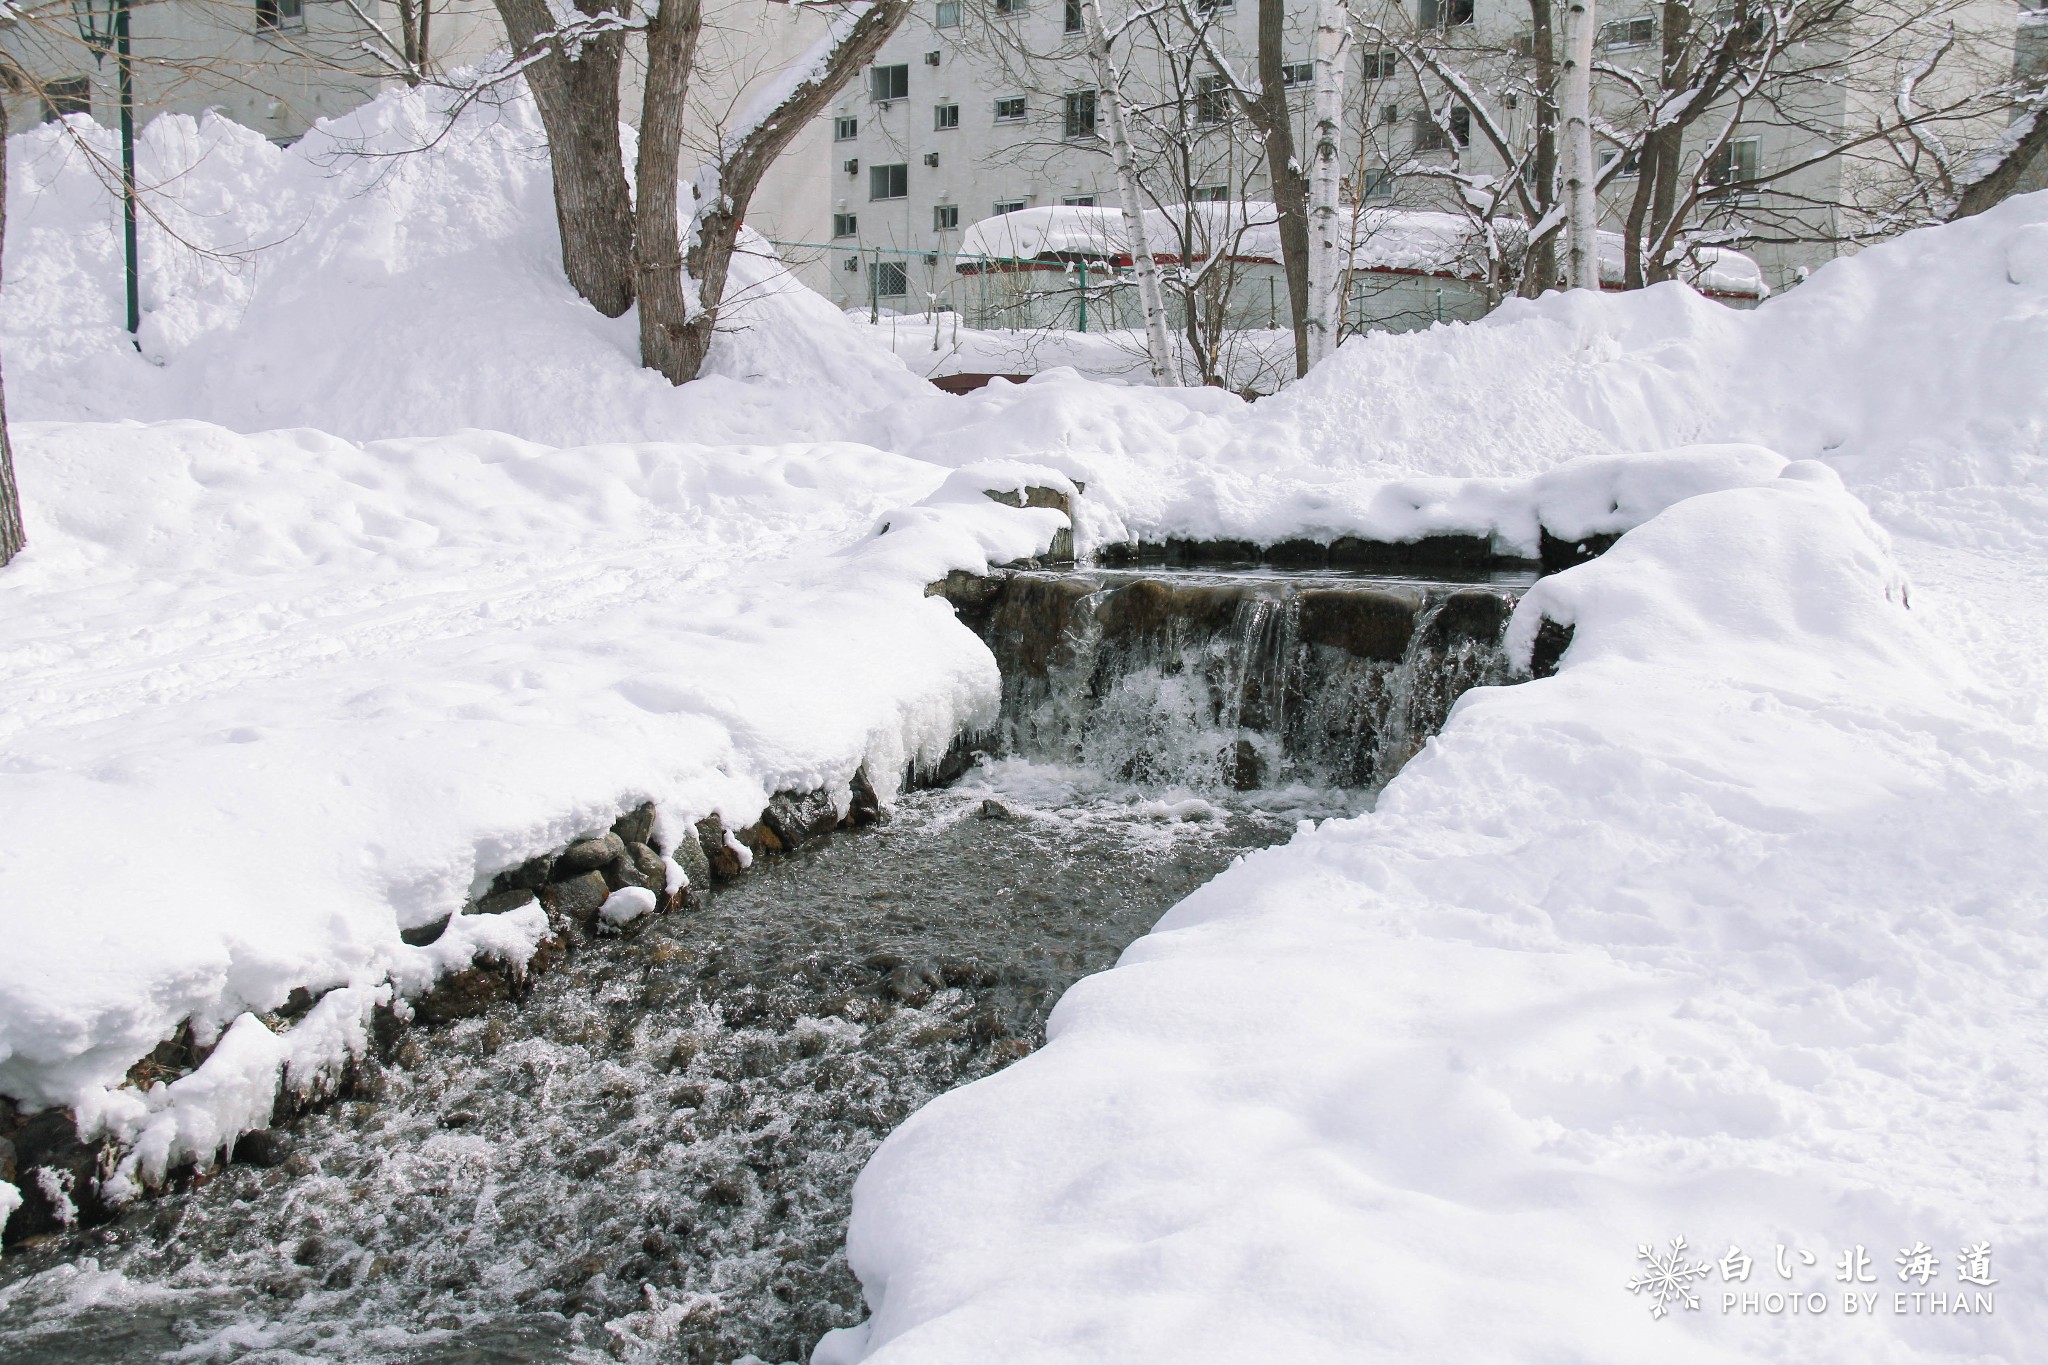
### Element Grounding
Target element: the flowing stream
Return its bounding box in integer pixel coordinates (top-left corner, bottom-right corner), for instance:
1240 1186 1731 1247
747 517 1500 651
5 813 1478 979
0 568 1525 1365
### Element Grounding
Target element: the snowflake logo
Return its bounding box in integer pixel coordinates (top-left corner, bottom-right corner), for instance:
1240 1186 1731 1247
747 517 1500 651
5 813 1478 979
1627 1236 1715 1319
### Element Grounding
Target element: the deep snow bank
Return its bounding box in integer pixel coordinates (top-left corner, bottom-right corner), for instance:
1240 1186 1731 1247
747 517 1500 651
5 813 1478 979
820 466 2048 1364
3 87 943 446
889 193 2048 556
0 419 1089 1132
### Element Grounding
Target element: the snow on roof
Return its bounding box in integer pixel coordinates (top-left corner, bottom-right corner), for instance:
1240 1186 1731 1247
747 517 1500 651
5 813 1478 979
956 201 1767 298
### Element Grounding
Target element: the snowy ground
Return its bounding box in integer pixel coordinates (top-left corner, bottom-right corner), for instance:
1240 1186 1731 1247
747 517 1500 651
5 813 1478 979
2 84 2045 1362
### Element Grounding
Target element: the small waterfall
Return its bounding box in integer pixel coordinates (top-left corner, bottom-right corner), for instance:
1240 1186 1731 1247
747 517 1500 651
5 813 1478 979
966 570 1525 793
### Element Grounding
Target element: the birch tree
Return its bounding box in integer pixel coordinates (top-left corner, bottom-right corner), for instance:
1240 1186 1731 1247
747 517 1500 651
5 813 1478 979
1079 0 1177 383
0 85 22 569
1559 0 1600 288
1305 0 1353 361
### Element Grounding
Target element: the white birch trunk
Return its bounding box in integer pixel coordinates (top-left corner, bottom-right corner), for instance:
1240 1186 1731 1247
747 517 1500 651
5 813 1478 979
1079 0 1175 385
1305 0 1351 365
1559 0 1599 290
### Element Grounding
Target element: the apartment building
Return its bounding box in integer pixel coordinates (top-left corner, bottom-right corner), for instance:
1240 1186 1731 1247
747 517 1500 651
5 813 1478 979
807 0 2022 310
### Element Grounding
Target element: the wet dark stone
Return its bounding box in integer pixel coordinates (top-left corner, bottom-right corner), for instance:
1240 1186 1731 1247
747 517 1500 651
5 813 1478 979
1162 537 1261 566
978 798 1013 820
470 885 537 916
0 1135 14 1184
1295 588 1422 661
611 802 658 849
984 485 1072 515
847 767 884 828
1531 618 1576 679
669 823 711 892
764 790 839 851
537 870 609 925
399 915 451 947
1329 533 1494 572
1262 538 1330 568
984 575 1096 677
487 854 555 897
555 833 625 876
1539 526 1623 574
412 968 512 1027
1426 589 1514 646
698 814 742 881
231 1129 294 1168
1229 738 1265 791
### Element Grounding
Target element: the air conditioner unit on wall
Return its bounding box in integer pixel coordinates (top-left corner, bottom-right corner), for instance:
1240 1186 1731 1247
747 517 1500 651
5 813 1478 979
844 158 859 175
925 51 941 65
924 152 940 167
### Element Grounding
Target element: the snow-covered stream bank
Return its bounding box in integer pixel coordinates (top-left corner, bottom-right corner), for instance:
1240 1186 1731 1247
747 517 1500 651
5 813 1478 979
0 771 1332 1364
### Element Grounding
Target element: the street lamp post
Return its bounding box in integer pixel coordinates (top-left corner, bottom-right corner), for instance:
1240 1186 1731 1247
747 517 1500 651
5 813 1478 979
72 0 140 346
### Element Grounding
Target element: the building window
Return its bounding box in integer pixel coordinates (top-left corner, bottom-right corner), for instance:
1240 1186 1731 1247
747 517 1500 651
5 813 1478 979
935 103 960 130
1064 90 1097 139
1360 50 1394 81
870 64 910 102
834 116 858 141
1061 194 1097 206
40 76 90 121
255 0 305 31
1065 0 1083 31
870 262 909 298
1416 105 1469 151
1281 62 1313 87
1196 75 1229 125
1381 102 1400 126
870 163 909 199
1191 184 1228 201
936 0 961 24
994 95 1027 121
1600 147 1641 177
1707 136 1762 199
994 0 1028 15
994 198 1028 214
934 204 960 230
1600 16 1655 48
1418 0 1472 27
833 212 859 238
1360 168 1394 199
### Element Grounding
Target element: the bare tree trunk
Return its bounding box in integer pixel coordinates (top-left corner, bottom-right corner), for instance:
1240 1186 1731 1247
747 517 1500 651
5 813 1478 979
1253 0 1310 376
1081 0 1175 384
634 0 704 382
492 0 636 317
660 0 911 383
1305 0 1351 364
1521 0 1559 297
0 97 24 569
1559 0 1599 290
1952 104 2048 219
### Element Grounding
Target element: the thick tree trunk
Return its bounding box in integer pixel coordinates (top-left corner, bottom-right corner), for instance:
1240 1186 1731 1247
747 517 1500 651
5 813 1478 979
0 98 24 568
634 0 704 383
1081 0 1175 384
1253 0 1310 377
1305 0 1351 364
1952 104 2048 220
492 0 636 317
1520 0 1559 297
1559 0 1599 290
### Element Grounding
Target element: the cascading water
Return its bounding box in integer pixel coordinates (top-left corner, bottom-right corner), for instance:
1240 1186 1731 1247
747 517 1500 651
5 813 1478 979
0 565 1532 1365
965 569 1529 793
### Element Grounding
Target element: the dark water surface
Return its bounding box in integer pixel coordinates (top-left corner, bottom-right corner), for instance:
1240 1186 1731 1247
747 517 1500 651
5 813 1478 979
0 767 1347 1365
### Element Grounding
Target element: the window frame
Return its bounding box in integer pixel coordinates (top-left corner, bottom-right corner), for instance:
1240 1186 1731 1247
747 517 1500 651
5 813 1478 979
869 162 910 201
993 94 1028 122
1195 74 1230 125
936 0 962 24
993 198 1028 215
869 64 911 103
869 261 910 299
834 115 859 142
934 204 961 231
1599 15 1656 49
832 212 859 238
1064 89 1098 139
255 0 305 33
934 103 960 130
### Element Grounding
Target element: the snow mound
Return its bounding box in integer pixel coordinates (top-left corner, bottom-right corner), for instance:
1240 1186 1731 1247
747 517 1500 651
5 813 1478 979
3 85 939 446
821 467 2048 1364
